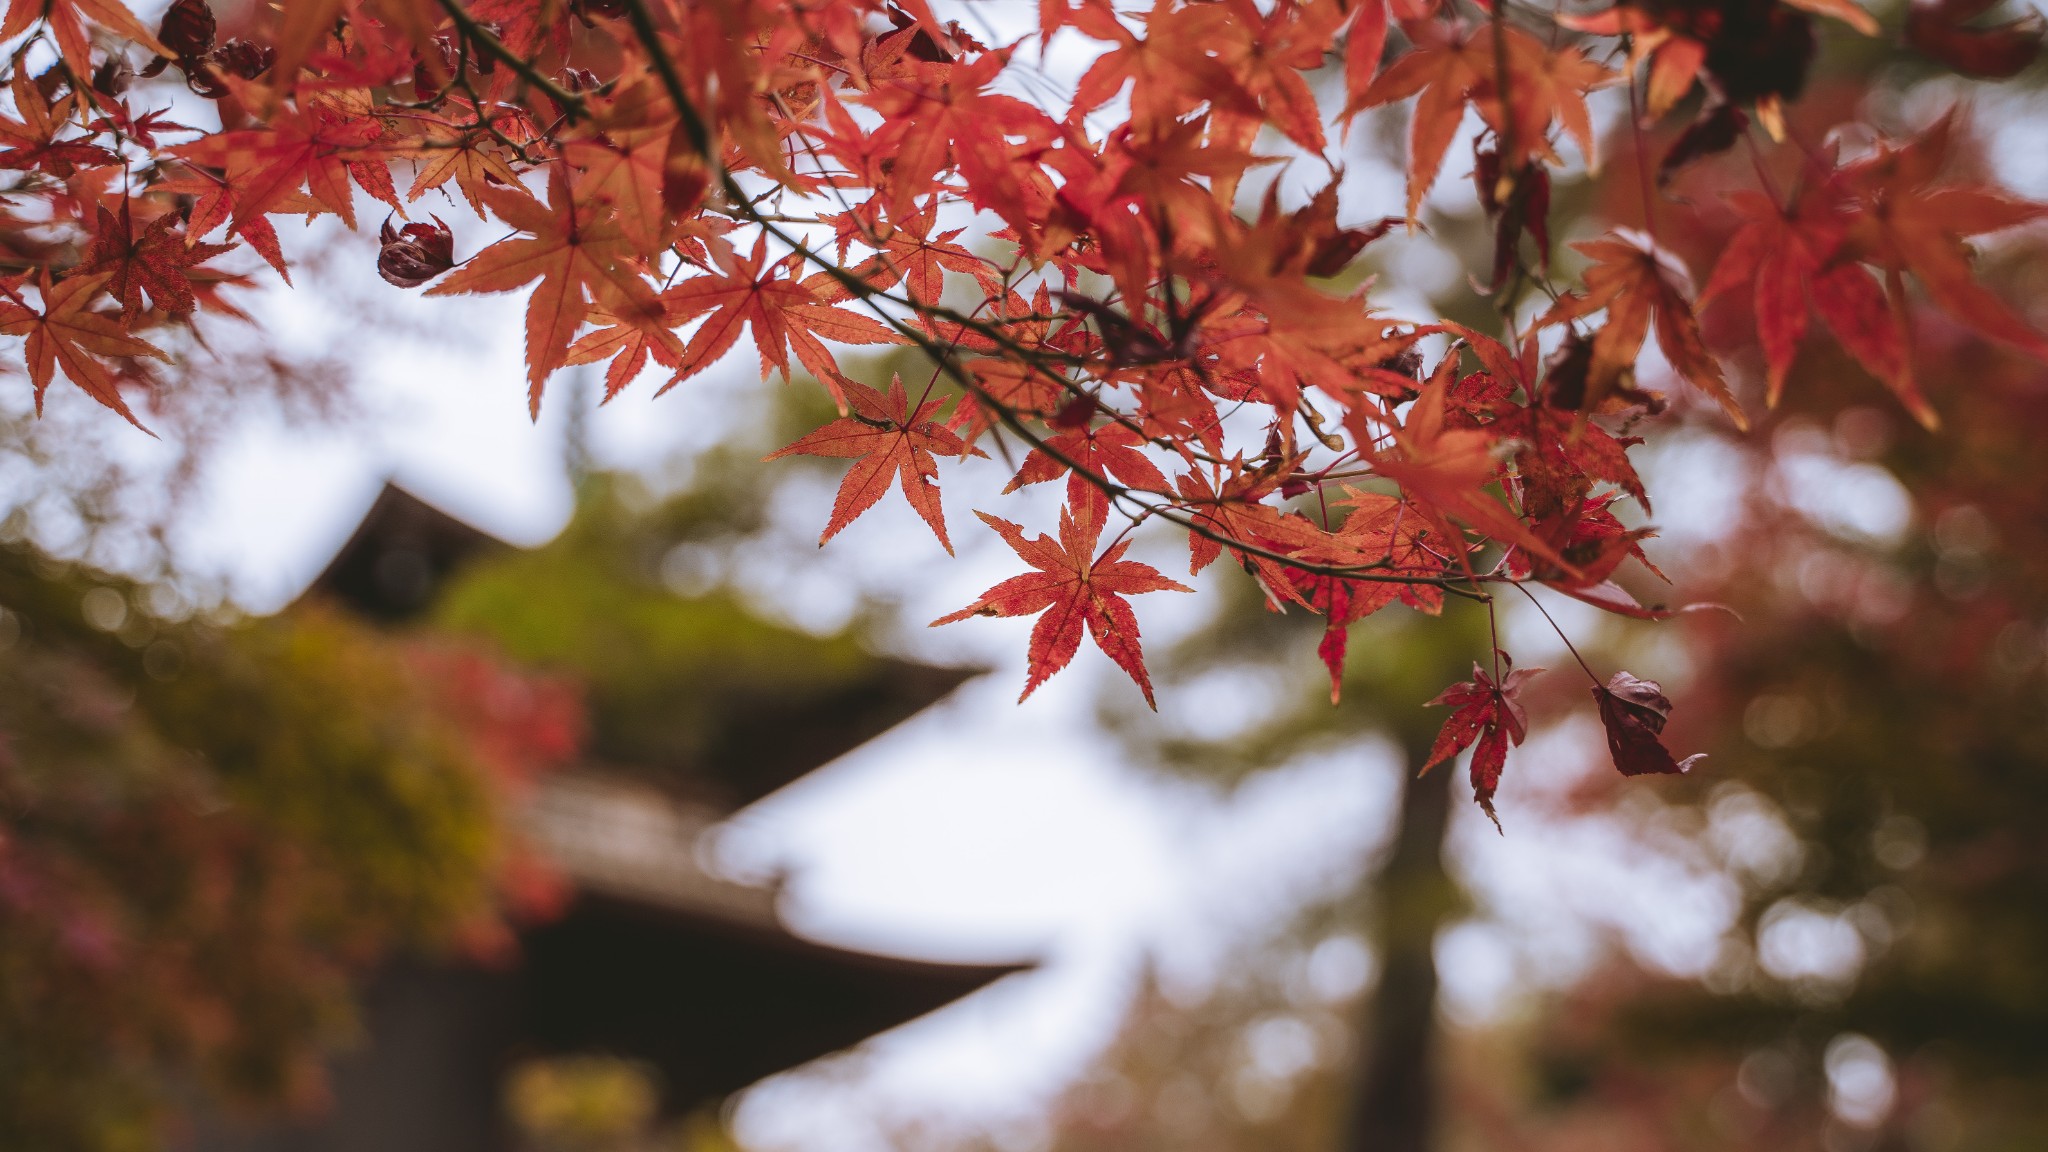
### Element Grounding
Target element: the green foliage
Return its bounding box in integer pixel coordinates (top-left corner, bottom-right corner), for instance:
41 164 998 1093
431 474 937 798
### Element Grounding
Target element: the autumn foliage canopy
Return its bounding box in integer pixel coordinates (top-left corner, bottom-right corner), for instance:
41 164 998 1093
6 0 2046 820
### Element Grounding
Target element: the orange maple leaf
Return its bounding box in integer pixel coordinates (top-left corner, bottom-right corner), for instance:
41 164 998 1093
563 303 688 401
859 50 1060 234
1285 488 1446 703
174 89 398 228
0 0 168 79
1351 18 1611 221
1540 234 1745 429
1067 0 1244 133
660 235 903 404
1343 0 1437 112
426 168 656 416
557 73 679 250
406 106 530 220
933 497 1191 706
0 272 167 428
766 373 977 553
1370 356 1574 577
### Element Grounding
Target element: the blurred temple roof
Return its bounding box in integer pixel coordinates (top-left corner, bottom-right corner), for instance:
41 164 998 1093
207 481 1029 1152
309 482 513 623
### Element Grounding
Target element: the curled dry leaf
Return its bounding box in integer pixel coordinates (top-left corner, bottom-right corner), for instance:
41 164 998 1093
1907 0 2044 79
1592 671 1706 778
377 216 455 288
153 0 214 64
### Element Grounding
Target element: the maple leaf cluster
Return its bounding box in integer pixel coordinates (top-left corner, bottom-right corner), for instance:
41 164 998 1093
3 0 2043 821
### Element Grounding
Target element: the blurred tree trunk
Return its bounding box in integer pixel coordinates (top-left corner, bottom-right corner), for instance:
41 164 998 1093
1342 744 1455 1152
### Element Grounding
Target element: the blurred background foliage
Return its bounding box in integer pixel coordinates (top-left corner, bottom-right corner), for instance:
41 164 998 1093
0 539 575 1151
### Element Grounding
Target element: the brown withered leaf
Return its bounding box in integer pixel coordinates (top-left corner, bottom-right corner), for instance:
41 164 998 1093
1906 0 2043 78
1592 671 1705 778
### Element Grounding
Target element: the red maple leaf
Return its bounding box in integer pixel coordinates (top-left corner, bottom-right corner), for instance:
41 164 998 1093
268 0 437 94
1286 488 1446 703
0 69 117 177
765 373 977 553
1423 655 1545 829
1907 0 2044 79
1174 458 1325 599
812 209 1004 307
933 497 1191 706
1704 189 1910 418
1003 420 1172 508
77 204 232 317
153 168 300 285
1842 114 2048 391
88 103 195 153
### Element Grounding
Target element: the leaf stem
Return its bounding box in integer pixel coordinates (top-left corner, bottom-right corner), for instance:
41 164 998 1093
1512 581 1598 685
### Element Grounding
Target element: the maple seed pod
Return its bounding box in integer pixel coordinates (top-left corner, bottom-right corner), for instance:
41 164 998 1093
378 217 455 289
156 0 217 63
